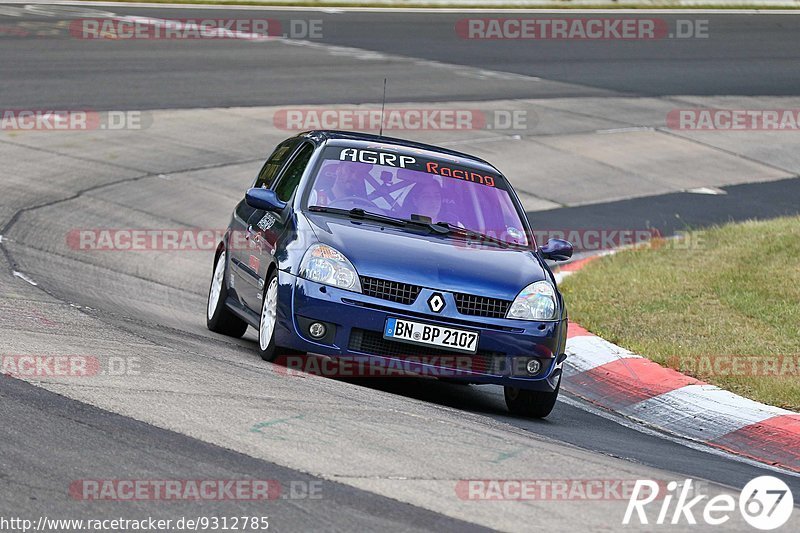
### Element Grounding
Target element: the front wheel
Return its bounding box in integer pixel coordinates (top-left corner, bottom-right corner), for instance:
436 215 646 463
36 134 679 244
504 376 560 418
257 272 280 362
207 250 249 338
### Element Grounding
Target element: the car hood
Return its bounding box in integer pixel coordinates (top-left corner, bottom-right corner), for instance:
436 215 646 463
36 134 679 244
305 213 548 300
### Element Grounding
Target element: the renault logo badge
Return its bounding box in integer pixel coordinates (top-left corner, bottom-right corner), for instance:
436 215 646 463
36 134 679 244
428 293 446 313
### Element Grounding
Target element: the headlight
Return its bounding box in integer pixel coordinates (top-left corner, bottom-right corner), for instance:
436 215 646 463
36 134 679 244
299 244 362 292
506 281 558 321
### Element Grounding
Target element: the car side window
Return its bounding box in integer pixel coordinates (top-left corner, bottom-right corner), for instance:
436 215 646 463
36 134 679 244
254 139 300 189
274 143 315 202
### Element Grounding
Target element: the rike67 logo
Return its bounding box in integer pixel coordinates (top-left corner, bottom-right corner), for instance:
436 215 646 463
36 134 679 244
624 476 794 530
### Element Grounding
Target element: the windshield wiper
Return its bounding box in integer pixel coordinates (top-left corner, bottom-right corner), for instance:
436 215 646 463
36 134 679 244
308 206 409 228
430 221 511 248
309 206 511 247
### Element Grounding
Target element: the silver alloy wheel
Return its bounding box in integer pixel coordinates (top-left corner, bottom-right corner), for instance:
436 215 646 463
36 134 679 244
207 251 226 320
259 277 279 351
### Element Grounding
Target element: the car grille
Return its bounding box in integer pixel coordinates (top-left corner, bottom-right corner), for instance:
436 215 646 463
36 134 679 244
360 276 512 319
348 329 505 374
454 293 512 319
360 276 421 305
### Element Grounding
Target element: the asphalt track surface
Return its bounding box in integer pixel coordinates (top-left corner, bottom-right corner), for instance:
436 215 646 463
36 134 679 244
0 375 488 532
1 3 800 531
527 176 800 239
1 6 800 109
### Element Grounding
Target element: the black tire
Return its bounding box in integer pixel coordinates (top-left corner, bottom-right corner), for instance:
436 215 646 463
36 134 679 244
257 271 280 362
504 376 561 418
437 378 471 386
206 250 248 338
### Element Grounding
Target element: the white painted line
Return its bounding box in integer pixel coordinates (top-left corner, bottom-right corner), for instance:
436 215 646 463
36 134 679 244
565 334 641 373
685 186 727 195
112 15 273 41
99 12 542 85
23 2 800 14
275 35 542 81
553 270 574 285
619 384 794 441
22 3 117 17
596 126 655 134
0 6 26 16
279 37 388 59
559 393 800 478
13 271 38 286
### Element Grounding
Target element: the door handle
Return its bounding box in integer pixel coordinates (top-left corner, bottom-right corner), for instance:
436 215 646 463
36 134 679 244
246 225 260 243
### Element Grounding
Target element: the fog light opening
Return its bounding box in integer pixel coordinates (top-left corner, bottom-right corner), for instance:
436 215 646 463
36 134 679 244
309 322 327 339
526 359 541 375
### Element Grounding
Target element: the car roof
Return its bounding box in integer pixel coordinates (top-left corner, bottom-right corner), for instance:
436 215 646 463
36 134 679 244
299 130 502 175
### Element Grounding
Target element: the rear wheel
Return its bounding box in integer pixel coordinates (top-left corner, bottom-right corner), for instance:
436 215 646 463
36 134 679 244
257 272 280 362
207 250 248 338
504 376 560 418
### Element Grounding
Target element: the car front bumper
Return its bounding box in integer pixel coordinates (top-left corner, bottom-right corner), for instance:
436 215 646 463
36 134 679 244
273 270 566 391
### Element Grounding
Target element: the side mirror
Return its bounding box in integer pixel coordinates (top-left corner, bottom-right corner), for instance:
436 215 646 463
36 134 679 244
246 188 286 212
539 238 573 262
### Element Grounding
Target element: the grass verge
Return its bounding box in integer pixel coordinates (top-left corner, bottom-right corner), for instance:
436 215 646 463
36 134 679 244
561 216 800 411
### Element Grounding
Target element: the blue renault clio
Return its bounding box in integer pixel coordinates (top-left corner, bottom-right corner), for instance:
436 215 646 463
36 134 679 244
207 131 573 417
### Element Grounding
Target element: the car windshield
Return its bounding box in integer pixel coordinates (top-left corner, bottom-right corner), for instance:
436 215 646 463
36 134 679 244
305 145 529 246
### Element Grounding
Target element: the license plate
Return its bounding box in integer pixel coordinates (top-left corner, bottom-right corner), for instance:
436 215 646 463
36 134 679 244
383 317 479 354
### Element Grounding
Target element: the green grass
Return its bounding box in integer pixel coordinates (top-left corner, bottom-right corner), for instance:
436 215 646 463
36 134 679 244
561 216 800 411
